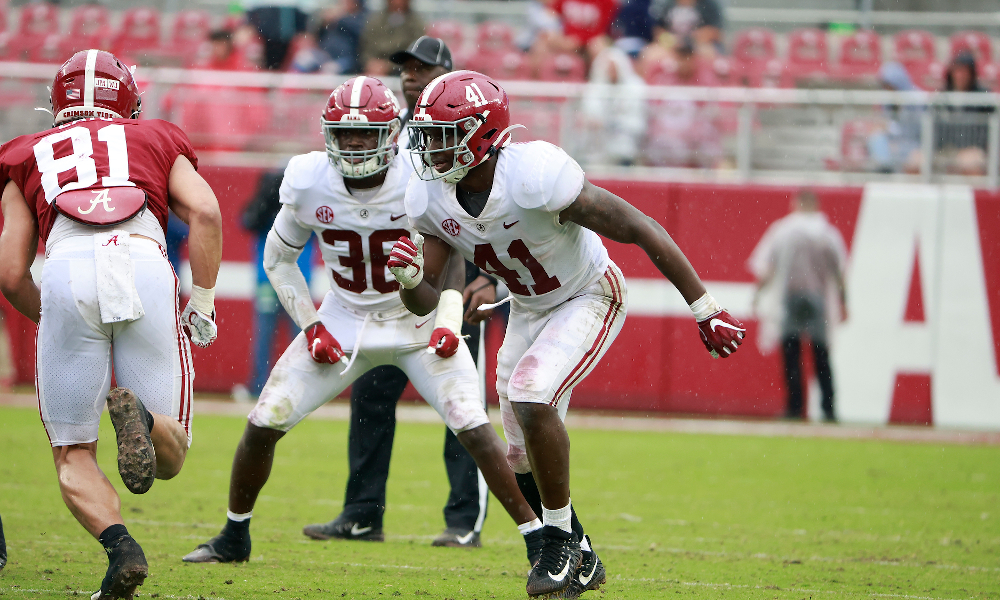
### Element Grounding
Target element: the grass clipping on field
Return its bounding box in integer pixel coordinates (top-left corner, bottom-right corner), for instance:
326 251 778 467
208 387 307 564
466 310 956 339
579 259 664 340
0 406 998 599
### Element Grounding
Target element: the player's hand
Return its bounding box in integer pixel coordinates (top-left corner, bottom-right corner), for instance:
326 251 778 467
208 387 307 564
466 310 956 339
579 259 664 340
462 275 496 325
387 233 424 289
181 303 217 348
305 322 346 364
427 327 460 358
697 310 746 358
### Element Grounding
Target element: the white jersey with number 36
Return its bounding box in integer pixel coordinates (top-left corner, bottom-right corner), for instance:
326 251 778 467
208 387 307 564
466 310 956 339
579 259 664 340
275 150 416 313
406 141 610 312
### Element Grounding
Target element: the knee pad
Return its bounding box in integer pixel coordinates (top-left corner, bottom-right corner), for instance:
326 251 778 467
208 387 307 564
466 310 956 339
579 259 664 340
506 443 531 474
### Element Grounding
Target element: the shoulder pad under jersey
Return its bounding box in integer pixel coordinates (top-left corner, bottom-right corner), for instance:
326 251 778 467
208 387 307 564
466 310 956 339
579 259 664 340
403 171 430 220
283 151 329 192
506 141 585 213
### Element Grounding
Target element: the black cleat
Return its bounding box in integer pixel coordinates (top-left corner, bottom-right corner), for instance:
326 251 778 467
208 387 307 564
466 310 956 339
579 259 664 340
0 512 6 571
432 527 481 548
302 514 383 542
525 528 545 566
182 530 251 563
525 526 582 598
91 535 147 600
107 388 156 495
560 536 606 598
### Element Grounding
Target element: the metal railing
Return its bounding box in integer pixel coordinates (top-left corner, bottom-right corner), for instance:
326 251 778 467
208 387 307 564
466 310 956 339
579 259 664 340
1 62 998 187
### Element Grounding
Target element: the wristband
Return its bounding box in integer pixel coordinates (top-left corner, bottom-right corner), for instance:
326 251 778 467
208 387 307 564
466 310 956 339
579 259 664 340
689 292 721 322
189 285 216 315
434 289 464 335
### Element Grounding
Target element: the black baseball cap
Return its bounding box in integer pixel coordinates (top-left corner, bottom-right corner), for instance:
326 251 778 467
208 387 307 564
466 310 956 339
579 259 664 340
390 36 453 70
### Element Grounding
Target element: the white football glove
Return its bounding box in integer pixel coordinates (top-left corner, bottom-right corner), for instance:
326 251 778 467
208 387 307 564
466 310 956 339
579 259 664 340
387 233 425 289
182 285 218 348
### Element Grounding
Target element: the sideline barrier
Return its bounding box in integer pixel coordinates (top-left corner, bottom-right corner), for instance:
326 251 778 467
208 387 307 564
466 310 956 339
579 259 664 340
2 177 998 428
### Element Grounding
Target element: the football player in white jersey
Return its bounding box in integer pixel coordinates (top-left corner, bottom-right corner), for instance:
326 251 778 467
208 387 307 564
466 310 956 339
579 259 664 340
386 71 747 598
183 76 542 564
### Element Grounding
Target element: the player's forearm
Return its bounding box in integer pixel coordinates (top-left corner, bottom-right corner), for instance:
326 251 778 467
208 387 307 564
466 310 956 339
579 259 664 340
263 229 319 329
0 275 40 324
184 204 222 289
399 282 440 317
635 218 707 304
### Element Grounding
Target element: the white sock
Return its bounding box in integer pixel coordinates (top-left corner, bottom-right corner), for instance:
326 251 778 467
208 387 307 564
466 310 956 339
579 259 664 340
518 519 543 535
542 501 572 533
227 510 252 522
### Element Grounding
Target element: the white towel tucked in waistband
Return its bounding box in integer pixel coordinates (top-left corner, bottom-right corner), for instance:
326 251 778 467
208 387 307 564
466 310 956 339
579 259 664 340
94 230 145 324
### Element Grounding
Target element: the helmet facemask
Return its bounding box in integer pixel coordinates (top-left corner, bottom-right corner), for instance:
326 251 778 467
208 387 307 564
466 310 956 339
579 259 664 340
322 118 401 179
408 115 483 184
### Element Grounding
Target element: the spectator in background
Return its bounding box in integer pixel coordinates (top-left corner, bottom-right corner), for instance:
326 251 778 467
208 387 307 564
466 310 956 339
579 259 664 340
197 28 255 70
610 0 654 58
244 0 313 70
317 0 366 74
359 0 424 75
581 37 646 165
238 169 315 399
748 189 847 423
516 0 562 52
649 0 723 53
287 32 333 73
868 62 922 174
937 51 992 176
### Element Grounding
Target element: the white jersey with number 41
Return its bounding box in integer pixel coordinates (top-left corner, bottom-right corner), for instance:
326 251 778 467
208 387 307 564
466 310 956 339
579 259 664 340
405 141 610 312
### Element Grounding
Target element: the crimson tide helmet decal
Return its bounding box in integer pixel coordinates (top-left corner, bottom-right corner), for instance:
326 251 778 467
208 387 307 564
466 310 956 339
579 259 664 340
408 70 524 183
51 49 141 125
321 76 402 179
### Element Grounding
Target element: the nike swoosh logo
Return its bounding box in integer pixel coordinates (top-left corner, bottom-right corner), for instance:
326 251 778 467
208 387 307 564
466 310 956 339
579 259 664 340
578 559 598 585
457 531 476 544
503 220 519 229
350 524 373 536
415 318 432 329
390 214 406 221
709 318 746 333
548 559 572 582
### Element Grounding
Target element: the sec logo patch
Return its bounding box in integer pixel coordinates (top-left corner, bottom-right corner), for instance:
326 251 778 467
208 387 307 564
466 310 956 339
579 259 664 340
442 219 461 236
315 206 335 224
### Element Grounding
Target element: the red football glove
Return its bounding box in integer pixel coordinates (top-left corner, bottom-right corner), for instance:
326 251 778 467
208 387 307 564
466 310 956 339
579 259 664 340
305 322 346 364
697 310 746 358
427 327 460 358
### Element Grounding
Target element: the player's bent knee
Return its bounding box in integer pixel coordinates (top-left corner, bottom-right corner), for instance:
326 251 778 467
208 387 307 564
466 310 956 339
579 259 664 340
506 444 532 474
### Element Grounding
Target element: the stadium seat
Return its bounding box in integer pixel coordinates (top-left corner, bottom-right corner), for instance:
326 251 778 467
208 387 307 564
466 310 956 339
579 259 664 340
510 103 561 145
173 89 272 151
949 30 992 64
832 30 882 80
28 33 66 63
165 10 212 66
786 28 829 83
111 7 162 63
893 30 936 69
732 27 776 68
66 4 112 53
537 52 586 82
426 20 466 53
710 55 735 86
908 59 945 91
979 62 999 91
9 3 60 61
468 49 531 81
476 21 515 54
740 58 791 88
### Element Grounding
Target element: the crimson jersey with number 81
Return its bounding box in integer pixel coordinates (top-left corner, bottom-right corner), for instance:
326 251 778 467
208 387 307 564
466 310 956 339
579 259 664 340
0 118 198 243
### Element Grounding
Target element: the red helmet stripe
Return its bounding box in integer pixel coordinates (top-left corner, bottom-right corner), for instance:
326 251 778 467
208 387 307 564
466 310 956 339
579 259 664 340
83 49 98 109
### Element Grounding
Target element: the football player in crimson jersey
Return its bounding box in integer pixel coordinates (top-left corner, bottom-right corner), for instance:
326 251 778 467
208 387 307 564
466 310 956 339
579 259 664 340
387 70 746 598
0 50 222 599
182 76 542 565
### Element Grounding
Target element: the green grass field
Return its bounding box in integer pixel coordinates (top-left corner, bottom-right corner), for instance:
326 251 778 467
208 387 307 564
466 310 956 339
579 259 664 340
1 405 998 599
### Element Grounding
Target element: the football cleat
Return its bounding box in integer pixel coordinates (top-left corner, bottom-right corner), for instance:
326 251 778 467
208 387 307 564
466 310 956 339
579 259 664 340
106 388 156 495
525 528 545 566
91 535 147 600
0 512 6 571
525 526 582 598
302 514 384 542
182 531 251 563
432 527 481 548
560 536 606 598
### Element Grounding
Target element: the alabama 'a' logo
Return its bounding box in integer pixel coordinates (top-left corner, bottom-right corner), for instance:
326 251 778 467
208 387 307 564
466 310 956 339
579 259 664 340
315 206 335 224
442 219 461 236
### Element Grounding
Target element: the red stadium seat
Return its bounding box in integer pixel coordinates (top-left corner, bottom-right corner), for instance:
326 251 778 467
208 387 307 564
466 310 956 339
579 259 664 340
111 7 162 61
979 62 999 92
510 103 561 145
710 55 735 86
832 30 881 80
894 30 936 69
468 49 531 80
165 9 211 65
732 28 776 67
9 3 60 60
426 20 466 53
537 52 586 82
949 30 992 64
172 88 272 151
739 57 790 88
28 33 66 63
908 59 945 91
476 21 515 54
786 28 829 82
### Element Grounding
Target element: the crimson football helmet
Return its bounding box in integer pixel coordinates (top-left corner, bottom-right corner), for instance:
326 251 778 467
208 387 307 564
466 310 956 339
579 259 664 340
408 70 522 183
322 76 402 179
51 49 141 125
